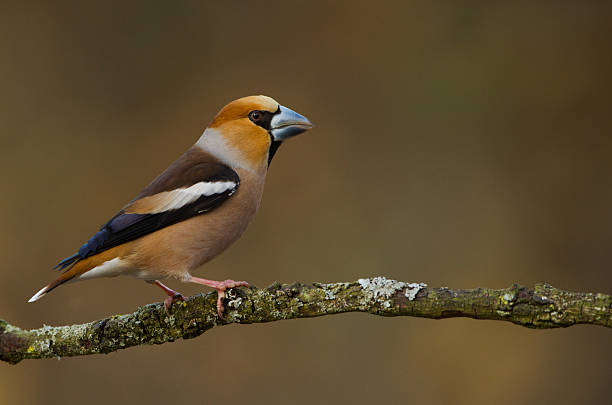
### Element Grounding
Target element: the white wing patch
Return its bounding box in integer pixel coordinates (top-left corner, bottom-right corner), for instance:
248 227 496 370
126 181 237 214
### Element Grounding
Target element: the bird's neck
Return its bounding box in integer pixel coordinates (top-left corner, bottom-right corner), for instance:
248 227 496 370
195 128 268 175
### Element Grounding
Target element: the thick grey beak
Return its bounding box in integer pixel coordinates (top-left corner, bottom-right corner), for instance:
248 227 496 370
270 105 313 141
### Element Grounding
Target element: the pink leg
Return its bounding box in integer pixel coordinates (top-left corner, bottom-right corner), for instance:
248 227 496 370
147 280 185 313
188 277 249 319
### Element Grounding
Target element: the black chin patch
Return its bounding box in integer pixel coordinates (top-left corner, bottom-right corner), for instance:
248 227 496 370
268 140 282 165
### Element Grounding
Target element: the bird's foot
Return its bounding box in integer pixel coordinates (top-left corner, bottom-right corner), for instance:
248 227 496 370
189 277 249 319
213 279 250 319
163 292 186 313
148 280 186 314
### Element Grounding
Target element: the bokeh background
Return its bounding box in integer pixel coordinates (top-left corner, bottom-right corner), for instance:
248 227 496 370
1 1 611 404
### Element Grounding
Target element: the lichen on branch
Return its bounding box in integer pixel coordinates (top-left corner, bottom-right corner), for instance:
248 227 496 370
1 277 610 364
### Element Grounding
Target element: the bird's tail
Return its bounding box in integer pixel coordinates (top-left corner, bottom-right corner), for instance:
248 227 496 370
29 247 129 302
28 260 86 302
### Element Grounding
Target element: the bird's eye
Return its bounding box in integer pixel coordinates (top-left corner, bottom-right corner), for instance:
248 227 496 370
249 111 262 123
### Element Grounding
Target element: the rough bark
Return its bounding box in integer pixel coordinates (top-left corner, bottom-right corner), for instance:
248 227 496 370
1 277 610 364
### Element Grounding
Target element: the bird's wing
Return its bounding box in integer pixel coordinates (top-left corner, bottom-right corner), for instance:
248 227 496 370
54 161 239 270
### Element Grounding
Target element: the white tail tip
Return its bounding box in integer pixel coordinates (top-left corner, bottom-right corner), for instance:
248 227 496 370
28 286 48 303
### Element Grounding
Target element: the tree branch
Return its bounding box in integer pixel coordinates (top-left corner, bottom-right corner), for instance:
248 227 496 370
1 277 610 364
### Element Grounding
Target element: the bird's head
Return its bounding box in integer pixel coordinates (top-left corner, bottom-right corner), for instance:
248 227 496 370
199 95 313 170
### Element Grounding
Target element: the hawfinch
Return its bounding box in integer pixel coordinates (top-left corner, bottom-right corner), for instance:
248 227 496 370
28 95 313 318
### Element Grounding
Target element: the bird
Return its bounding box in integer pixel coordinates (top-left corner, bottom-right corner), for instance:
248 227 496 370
28 95 313 318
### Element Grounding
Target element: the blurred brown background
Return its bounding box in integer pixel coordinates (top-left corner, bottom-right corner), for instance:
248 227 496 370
1 1 611 404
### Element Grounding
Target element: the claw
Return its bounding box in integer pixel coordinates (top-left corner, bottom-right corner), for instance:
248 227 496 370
163 292 185 314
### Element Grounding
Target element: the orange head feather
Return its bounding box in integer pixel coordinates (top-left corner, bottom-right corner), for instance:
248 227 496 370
207 95 280 169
